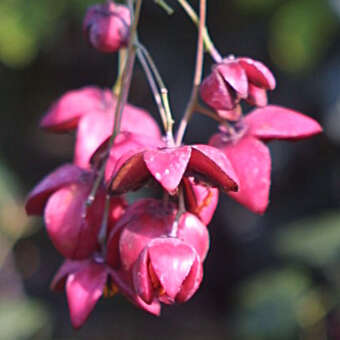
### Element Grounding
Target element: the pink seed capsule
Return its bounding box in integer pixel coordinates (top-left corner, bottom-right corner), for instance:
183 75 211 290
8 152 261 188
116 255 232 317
83 1 131 53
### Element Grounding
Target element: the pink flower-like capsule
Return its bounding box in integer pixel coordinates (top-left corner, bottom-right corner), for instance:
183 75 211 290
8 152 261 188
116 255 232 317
200 56 276 116
109 144 239 195
106 199 210 270
40 86 162 168
106 199 208 305
83 1 131 53
209 105 322 214
51 257 160 329
133 238 203 305
25 164 126 259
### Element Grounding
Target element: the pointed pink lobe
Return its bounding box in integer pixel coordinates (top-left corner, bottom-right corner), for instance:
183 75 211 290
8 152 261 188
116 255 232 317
210 134 271 214
200 71 236 111
245 105 323 141
109 152 150 194
144 146 192 194
132 248 153 304
188 145 239 193
25 164 84 215
182 178 219 226
40 87 105 132
246 83 268 107
44 182 105 259
50 259 91 291
108 268 161 316
175 256 202 303
66 262 107 329
217 60 248 98
177 212 210 261
238 58 276 90
147 238 196 301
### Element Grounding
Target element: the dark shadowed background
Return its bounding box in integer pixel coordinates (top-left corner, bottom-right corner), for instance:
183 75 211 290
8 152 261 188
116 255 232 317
0 0 339 339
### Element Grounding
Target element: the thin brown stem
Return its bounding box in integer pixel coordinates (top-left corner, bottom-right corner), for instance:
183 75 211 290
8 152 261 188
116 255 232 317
98 194 111 252
137 43 175 145
169 186 185 238
194 104 225 124
154 0 174 15
136 48 168 130
113 48 127 96
175 0 206 146
177 0 222 63
86 0 143 207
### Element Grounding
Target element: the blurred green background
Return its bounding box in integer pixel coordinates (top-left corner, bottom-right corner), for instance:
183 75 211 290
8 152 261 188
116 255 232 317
0 0 339 339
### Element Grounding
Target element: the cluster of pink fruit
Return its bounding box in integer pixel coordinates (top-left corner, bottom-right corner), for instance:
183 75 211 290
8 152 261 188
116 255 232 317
25 0 322 329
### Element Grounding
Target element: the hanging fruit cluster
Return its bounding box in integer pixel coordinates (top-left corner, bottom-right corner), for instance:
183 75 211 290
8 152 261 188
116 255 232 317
25 0 322 328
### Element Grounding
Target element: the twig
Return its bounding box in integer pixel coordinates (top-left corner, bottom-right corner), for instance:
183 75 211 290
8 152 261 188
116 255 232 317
137 43 175 145
169 186 185 238
175 0 206 146
136 48 168 130
154 0 174 15
98 194 111 252
113 48 127 96
194 104 224 123
176 0 222 63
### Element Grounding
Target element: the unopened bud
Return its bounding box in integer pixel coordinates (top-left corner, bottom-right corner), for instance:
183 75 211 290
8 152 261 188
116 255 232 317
83 1 131 53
